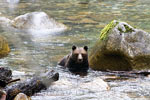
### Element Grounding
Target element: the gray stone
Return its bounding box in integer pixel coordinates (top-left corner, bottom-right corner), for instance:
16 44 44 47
89 20 150 71
11 12 67 31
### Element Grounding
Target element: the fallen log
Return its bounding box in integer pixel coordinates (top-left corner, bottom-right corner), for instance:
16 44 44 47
0 67 20 88
5 70 59 100
105 70 150 77
0 67 12 87
103 70 150 82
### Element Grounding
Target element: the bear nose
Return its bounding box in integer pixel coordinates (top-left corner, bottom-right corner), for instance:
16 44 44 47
78 59 82 62
78 54 83 62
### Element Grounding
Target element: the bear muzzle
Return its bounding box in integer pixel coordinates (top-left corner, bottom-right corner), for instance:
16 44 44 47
77 54 83 63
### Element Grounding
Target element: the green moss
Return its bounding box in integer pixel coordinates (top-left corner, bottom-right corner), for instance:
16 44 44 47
118 24 135 33
124 24 135 33
100 20 119 40
99 20 135 40
118 27 124 33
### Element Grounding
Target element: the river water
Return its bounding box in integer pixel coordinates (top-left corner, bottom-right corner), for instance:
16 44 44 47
0 0 150 100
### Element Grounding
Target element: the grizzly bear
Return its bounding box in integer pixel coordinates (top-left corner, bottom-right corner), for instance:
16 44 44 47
58 45 89 74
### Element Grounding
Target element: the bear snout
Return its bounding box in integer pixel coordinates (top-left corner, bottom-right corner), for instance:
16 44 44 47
78 54 83 63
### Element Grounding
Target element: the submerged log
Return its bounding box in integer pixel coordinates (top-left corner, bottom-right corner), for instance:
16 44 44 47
106 70 150 77
5 70 59 100
103 70 150 82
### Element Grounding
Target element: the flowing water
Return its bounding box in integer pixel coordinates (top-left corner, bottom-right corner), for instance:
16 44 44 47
0 0 150 100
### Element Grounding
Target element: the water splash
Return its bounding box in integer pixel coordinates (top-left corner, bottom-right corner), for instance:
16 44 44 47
31 66 109 100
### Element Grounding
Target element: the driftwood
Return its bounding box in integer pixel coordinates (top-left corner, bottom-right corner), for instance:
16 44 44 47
5 70 59 100
0 67 20 88
0 67 12 87
103 70 150 82
105 70 150 77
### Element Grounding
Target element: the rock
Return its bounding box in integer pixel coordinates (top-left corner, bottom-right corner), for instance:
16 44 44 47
51 77 109 94
80 77 110 91
14 93 31 100
0 90 6 100
11 12 68 33
0 35 10 58
89 20 150 71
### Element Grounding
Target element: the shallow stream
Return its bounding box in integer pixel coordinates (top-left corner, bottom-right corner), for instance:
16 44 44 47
0 0 150 100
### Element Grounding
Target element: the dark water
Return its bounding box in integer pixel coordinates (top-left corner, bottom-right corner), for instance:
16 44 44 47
0 0 150 100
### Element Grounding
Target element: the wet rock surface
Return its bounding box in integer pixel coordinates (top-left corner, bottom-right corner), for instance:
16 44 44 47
0 12 68 35
0 35 10 58
89 20 150 71
0 90 6 100
10 12 68 33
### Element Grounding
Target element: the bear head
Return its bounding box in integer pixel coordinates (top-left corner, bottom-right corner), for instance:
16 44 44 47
71 45 88 63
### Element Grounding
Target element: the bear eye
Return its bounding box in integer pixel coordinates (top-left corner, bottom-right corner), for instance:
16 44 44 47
82 54 87 57
73 54 78 58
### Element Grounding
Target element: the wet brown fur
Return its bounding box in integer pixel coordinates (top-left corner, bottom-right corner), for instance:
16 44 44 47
58 46 89 74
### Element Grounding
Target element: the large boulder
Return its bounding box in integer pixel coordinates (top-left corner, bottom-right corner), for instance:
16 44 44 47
11 12 68 33
89 20 150 71
0 35 10 58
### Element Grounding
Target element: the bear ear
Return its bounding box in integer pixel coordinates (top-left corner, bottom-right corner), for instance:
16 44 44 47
84 46 88 51
72 45 77 51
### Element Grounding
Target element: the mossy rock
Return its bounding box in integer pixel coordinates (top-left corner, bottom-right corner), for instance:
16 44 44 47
0 35 10 58
89 20 150 71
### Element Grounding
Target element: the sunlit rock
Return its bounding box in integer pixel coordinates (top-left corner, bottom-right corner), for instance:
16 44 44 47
51 77 109 93
80 77 110 91
11 12 68 34
14 93 31 100
0 35 10 58
89 20 150 71
51 78 73 90
0 90 6 100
